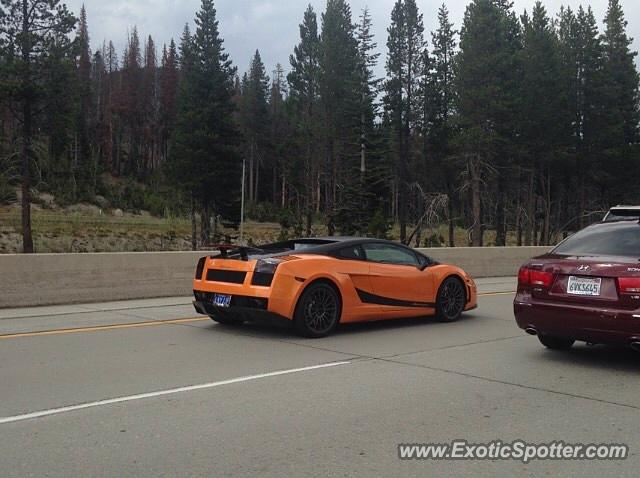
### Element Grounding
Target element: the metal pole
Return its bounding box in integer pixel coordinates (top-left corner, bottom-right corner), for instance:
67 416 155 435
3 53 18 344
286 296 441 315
240 158 246 245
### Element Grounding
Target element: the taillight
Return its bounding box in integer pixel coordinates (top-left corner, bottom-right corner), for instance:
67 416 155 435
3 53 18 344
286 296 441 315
518 267 530 285
251 259 281 287
518 267 553 288
195 256 206 280
530 270 553 287
618 277 640 294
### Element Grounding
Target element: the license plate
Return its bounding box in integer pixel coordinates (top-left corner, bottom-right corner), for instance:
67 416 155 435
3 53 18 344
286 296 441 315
213 294 232 308
567 276 602 296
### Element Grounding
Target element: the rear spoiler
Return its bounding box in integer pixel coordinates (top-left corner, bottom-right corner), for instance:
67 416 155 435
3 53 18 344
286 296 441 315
205 244 257 261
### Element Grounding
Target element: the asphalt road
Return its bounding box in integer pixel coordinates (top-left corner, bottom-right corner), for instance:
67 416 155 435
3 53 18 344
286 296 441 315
1 277 639 477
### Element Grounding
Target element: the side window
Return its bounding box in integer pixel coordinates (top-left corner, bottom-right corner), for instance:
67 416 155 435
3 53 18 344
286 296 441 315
337 245 365 260
362 243 419 267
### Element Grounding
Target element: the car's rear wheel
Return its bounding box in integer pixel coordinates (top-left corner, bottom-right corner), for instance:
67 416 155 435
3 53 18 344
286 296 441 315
436 277 466 322
294 282 341 338
538 334 575 350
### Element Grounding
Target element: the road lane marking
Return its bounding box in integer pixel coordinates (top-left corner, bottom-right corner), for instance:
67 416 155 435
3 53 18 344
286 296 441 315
0 361 351 425
0 291 516 340
0 317 208 340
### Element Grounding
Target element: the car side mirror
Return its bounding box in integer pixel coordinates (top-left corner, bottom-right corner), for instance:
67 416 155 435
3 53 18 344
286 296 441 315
419 257 437 271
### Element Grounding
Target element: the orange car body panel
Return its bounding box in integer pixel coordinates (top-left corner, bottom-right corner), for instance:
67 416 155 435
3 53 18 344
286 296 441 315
193 253 477 323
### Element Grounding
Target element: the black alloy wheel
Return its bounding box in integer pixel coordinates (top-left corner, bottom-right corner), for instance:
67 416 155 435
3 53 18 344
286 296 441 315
294 283 341 338
436 277 466 322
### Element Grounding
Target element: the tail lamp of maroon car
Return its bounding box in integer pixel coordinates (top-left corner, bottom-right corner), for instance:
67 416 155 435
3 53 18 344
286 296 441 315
517 267 553 289
618 277 640 294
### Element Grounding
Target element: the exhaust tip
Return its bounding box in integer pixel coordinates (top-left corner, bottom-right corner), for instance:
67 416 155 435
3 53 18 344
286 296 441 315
525 327 538 336
629 341 640 352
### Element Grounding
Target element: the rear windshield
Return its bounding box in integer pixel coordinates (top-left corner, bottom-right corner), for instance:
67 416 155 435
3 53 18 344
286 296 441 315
604 211 640 222
554 224 640 257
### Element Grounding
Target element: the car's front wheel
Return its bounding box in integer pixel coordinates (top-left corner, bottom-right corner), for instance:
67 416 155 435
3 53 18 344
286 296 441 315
538 334 575 350
294 282 341 338
436 277 466 322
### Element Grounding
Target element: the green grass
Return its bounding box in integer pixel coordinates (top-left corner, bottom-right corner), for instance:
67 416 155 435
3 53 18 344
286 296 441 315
0 206 527 254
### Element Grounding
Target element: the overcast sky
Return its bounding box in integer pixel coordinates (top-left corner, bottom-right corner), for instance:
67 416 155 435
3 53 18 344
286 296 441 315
66 0 640 78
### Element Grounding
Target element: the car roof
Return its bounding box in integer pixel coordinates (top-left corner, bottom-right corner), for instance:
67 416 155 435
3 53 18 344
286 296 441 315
571 220 640 234
610 205 640 210
216 237 416 261
603 206 640 223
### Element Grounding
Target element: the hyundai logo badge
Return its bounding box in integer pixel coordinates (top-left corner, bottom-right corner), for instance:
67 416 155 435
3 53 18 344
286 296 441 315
577 265 591 272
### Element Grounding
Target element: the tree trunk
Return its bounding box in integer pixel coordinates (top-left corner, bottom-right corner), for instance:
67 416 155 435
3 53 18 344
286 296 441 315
541 169 551 246
249 141 254 204
21 100 34 253
448 197 455 248
190 192 197 251
254 158 260 204
525 169 535 246
200 201 210 246
360 99 366 179
20 0 34 254
495 186 506 247
470 155 482 247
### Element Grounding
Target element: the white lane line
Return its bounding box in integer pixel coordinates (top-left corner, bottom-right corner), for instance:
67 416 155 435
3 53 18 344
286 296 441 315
0 361 351 425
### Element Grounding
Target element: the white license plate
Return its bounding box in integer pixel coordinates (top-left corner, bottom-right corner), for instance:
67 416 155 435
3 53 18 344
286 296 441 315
213 294 232 308
567 276 602 296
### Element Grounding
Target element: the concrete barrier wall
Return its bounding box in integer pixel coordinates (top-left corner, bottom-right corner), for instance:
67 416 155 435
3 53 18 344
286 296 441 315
418 246 551 279
0 246 551 309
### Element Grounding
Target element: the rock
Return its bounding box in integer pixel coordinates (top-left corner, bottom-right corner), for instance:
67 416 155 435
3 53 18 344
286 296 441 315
94 195 110 208
38 192 56 207
65 203 101 215
113 208 124 217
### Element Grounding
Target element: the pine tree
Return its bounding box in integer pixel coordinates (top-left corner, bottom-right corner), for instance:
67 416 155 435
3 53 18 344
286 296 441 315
334 7 387 237
75 4 93 199
385 0 425 243
319 0 361 235
456 0 521 246
600 0 640 202
240 49 269 204
287 5 321 235
101 40 118 174
168 0 241 246
142 35 157 176
601 0 639 146
120 27 143 176
426 3 457 246
43 27 77 201
0 0 76 252
159 39 178 164
355 7 380 178
268 63 291 207
558 6 607 227
520 2 566 245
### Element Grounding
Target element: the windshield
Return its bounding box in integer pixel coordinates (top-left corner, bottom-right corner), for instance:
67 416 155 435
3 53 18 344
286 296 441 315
554 223 640 257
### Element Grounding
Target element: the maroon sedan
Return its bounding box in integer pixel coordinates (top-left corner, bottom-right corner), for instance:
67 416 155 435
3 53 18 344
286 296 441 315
514 219 640 351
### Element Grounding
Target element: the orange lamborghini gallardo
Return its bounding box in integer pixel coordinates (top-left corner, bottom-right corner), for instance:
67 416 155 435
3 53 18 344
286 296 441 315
193 238 477 337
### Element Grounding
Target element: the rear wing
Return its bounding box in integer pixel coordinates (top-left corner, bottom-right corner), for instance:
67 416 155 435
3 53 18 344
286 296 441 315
203 244 260 261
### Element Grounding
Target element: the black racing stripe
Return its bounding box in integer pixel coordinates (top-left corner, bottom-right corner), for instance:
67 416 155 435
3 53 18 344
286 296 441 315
356 289 435 308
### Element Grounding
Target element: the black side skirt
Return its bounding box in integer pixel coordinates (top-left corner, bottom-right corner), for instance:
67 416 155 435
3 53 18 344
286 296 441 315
355 289 435 308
